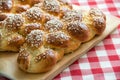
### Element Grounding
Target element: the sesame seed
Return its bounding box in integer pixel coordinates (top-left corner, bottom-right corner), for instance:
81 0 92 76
47 31 70 44
25 7 43 22
67 22 88 33
4 14 24 31
45 19 63 32
43 0 60 13
26 30 44 48
89 8 103 17
63 10 82 22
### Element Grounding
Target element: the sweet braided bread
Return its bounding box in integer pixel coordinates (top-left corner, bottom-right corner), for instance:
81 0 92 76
0 0 106 73
0 0 42 51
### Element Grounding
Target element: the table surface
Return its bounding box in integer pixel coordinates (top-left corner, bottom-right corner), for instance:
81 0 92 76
0 0 120 80
54 0 120 80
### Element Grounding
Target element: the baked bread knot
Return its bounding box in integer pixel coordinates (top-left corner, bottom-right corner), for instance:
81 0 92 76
61 10 82 23
17 30 57 73
83 8 106 35
0 14 25 51
67 22 90 42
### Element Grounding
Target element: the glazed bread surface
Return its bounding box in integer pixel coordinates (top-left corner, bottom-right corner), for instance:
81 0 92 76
0 0 106 73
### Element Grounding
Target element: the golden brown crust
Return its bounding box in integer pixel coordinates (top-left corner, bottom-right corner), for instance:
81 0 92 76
26 30 45 48
30 0 42 6
93 17 106 35
16 0 41 6
46 31 70 48
0 0 13 12
89 8 105 18
25 7 43 22
0 13 7 21
62 10 82 23
5 14 24 31
44 18 63 32
42 14 54 23
24 23 42 34
89 8 106 35
17 0 29 4
15 5 30 13
42 0 60 13
58 0 72 9
17 49 30 70
34 49 56 63
0 31 2 41
67 22 90 42
0 0 106 73
0 0 43 13
17 44 57 73
7 34 25 48
0 32 25 51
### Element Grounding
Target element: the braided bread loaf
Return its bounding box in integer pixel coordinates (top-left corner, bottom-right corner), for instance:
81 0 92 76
0 0 106 73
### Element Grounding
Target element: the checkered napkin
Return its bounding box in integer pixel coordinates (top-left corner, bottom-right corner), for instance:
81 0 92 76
54 0 120 80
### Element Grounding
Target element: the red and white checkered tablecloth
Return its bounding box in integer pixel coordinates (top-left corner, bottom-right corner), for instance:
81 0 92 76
54 0 120 80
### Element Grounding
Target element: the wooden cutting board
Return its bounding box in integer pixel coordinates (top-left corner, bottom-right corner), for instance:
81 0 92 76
0 5 120 80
